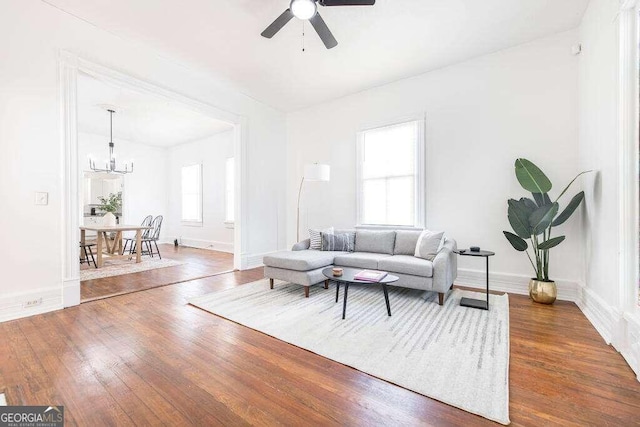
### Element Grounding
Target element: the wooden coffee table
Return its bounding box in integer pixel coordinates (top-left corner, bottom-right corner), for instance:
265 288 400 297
322 267 399 320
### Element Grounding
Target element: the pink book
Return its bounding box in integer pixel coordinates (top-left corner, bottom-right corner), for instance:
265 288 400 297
354 270 388 282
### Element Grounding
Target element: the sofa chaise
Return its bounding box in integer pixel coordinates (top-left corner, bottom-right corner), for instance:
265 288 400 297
263 228 457 305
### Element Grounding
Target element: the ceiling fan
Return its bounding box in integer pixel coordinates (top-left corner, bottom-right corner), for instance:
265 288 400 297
261 0 376 49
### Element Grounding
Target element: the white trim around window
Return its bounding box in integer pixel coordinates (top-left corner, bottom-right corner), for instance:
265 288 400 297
356 114 426 228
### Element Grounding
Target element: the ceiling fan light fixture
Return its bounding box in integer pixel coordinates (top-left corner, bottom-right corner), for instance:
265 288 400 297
290 0 317 20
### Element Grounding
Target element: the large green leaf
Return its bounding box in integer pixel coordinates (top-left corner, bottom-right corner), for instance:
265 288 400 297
538 235 566 250
529 202 559 235
508 198 534 238
522 197 539 211
532 192 551 207
515 159 552 194
503 231 528 251
552 192 585 227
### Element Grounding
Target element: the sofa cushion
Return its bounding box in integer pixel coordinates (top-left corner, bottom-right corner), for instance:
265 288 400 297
263 250 339 272
355 230 396 255
394 230 423 255
378 255 434 278
333 252 392 269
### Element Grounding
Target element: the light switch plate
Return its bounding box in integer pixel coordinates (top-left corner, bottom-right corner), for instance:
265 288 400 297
35 192 48 205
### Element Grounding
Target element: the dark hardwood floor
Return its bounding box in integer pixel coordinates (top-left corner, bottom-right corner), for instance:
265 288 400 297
81 244 234 302
2 268 639 426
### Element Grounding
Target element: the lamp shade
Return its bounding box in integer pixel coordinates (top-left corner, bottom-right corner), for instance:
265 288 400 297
304 163 330 181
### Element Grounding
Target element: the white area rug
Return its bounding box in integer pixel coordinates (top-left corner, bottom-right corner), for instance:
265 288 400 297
0 393 6 406
190 280 510 424
80 258 186 281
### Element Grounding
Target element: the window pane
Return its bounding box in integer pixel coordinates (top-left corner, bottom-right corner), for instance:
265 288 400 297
363 121 416 179
387 176 414 226
362 179 387 225
181 164 202 222
359 120 420 226
226 158 234 222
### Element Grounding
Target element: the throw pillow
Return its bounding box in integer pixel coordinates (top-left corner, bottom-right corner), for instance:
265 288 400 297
414 230 445 260
309 227 334 250
394 230 423 255
321 232 355 252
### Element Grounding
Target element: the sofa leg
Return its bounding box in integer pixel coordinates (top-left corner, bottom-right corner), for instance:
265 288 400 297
324 280 329 289
304 286 310 298
269 278 274 289
438 293 444 305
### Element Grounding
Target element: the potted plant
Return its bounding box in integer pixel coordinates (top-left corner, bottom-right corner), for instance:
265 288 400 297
98 191 122 227
502 159 591 304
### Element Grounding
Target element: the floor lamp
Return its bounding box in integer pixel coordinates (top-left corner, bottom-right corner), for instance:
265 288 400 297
297 163 331 242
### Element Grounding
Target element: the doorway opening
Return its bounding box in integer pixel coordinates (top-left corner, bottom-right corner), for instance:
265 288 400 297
60 53 246 306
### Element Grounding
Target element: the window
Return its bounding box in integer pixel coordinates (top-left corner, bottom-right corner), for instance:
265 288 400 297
357 119 425 227
225 157 235 223
181 164 202 224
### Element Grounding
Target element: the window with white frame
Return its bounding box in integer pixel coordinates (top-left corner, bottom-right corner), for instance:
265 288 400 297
225 157 235 223
181 164 202 224
357 119 425 227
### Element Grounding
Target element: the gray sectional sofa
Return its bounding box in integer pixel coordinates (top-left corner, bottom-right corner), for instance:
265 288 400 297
263 228 457 305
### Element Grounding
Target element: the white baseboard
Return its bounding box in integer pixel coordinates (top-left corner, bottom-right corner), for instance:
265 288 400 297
574 283 621 345
621 313 640 381
456 268 578 301
167 238 234 253
0 285 63 323
63 278 80 307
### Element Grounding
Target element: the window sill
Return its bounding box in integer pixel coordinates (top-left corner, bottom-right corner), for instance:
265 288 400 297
181 221 203 227
356 224 423 231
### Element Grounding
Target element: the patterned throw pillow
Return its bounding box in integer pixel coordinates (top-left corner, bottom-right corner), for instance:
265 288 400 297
309 227 334 250
321 232 355 252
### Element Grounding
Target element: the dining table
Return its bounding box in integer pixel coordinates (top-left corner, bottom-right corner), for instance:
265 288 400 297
80 224 152 268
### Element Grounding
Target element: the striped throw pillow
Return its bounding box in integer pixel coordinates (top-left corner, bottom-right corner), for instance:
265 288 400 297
321 232 355 252
309 227 333 250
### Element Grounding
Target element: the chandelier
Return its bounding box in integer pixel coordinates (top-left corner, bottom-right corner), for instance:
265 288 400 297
89 109 134 174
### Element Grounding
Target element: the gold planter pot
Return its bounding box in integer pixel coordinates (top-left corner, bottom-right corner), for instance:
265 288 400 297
529 279 557 304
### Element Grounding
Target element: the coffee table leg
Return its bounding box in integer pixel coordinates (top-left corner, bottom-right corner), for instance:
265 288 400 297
342 282 349 319
335 281 340 303
382 284 391 316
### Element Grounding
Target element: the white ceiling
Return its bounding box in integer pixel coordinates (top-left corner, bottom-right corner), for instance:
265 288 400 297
50 0 589 112
77 73 233 147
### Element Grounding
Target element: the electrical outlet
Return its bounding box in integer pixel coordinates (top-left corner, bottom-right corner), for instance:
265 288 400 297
34 192 48 205
23 298 42 308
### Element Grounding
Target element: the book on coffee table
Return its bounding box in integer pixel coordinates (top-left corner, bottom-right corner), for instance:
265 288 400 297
354 270 388 282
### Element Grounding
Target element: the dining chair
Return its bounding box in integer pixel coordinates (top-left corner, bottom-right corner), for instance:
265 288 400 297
79 241 97 268
123 215 153 254
141 215 163 259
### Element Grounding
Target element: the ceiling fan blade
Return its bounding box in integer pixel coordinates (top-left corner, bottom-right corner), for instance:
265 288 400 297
318 0 375 6
261 9 294 38
309 12 338 49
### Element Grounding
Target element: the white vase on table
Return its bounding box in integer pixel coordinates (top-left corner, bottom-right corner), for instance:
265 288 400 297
103 212 116 226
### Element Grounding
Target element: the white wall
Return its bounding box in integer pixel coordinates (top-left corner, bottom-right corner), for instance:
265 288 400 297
578 0 620 307
166 131 235 252
287 30 583 296
577 0 640 379
78 131 168 237
0 0 286 322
